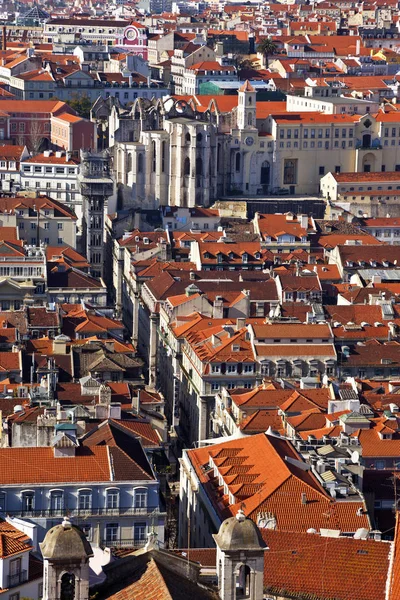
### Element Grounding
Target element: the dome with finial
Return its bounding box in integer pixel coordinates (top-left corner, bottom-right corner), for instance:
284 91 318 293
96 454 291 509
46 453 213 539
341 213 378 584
213 509 265 552
40 517 93 561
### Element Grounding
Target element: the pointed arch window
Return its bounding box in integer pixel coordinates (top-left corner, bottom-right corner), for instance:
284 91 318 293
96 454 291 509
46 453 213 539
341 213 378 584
161 141 166 173
152 141 156 172
235 152 241 172
184 157 190 176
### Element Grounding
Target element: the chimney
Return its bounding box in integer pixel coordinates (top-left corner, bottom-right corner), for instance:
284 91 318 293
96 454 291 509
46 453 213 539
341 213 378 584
299 214 308 230
104 340 115 353
301 492 307 505
213 296 224 319
52 337 66 355
236 317 246 330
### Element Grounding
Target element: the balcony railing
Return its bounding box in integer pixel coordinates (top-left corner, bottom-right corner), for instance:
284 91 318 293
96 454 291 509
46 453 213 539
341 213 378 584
8 570 28 588
100 538 147 548
6 506 163 519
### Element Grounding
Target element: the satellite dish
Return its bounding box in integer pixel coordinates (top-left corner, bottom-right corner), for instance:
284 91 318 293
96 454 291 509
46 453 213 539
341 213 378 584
351 450 360 464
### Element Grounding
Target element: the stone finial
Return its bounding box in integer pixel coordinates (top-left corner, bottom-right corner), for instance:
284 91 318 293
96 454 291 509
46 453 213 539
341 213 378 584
62 516 72 530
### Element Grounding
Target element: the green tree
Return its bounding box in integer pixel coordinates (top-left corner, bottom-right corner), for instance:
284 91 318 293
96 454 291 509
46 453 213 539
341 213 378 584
67 95 93 119
257 38 277 65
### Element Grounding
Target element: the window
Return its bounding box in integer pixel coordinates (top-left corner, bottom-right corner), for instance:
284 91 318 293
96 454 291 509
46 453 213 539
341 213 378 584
0 492 5 512
152 141 156 172
243 364 254 373
161 140 166 173
283 159 297 185
79 490 92 511
57 222 63 230
44 237 49 244
303 129 308 138
211 365 221 373
50 491 63 514
44 222 49 230
134 489 147 509
184 156 190 176
45 166 52 173
105 523 119 543
235 152 241 172
106 489 119 510
10 594 19 600
22 492 34 513
211 382 220 391
227 364 237 373
134 522 146 542
319 166 325 176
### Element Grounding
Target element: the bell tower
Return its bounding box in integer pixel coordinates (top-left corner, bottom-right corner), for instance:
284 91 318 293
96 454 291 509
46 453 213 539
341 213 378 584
40 517 93 600
237 81 257 130
213 508 266 600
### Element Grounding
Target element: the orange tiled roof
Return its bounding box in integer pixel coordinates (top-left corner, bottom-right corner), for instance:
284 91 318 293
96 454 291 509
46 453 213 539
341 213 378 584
263 529 390 600
188 433 369 533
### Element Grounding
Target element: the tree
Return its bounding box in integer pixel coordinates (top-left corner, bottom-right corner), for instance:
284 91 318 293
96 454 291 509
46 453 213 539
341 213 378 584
257 38 277 65
28 120 45 154
67 95 93 119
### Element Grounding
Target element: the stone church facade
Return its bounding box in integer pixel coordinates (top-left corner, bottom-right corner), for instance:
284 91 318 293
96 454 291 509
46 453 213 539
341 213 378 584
108 82 271 209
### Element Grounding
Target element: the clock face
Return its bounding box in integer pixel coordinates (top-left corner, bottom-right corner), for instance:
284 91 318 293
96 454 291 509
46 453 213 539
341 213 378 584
245 136 254 146
125 27 137 41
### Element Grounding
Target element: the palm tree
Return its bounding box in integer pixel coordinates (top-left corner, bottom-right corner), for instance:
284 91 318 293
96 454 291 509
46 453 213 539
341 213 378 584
257 38 277 66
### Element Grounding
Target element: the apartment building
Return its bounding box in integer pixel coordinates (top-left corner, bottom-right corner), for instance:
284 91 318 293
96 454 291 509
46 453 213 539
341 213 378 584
0 422 164 546
21 151 82 225
0 195 77 248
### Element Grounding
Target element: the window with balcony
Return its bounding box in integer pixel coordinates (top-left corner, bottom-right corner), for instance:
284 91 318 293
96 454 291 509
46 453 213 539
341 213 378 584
78 490 92 511
106 489 119 510
9 558 25 589
134 489 147 509
105 523 119 543
22 491 34 513
134 522 147 543
50 490 63 514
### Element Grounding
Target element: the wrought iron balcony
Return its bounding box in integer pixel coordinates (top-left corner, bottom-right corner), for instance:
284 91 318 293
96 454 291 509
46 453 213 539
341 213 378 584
6 506 163 519
8 570 28 588
100 538 147 548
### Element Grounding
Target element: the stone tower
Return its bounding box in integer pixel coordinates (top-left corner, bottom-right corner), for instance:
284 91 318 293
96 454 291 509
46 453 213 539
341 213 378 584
237 81 257 130
40 517 93 600
213 508 266 600
78 150 114 279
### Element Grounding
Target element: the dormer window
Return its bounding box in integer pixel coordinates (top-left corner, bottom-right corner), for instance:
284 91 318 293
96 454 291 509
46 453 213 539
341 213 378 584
242 253 248 264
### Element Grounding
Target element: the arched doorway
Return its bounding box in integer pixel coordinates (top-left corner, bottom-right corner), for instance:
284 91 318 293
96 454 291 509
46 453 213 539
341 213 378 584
261 160 270 191
362 133 371 148
362 152 375 173
60 572 75 600
237 564 251 598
